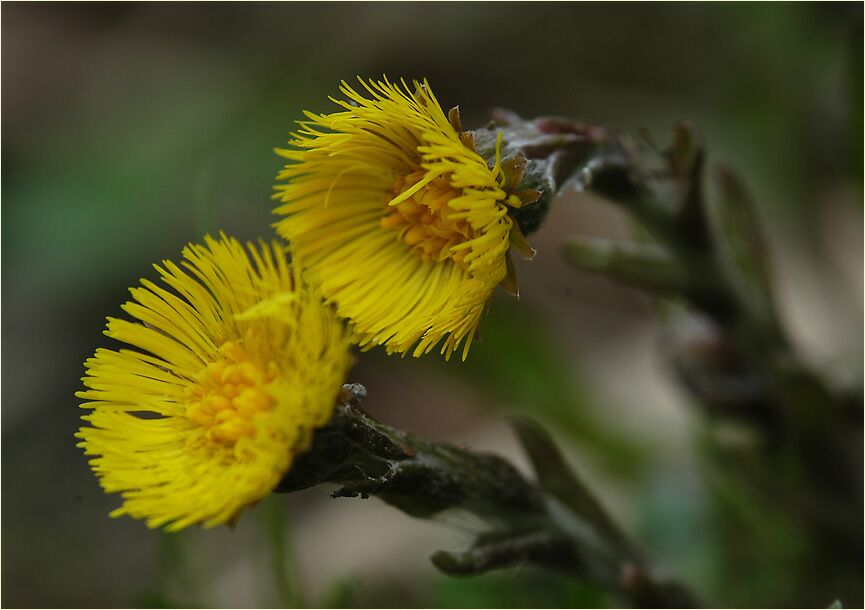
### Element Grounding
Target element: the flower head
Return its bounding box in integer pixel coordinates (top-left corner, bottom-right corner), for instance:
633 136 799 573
76 234 354 531
274 77 536 360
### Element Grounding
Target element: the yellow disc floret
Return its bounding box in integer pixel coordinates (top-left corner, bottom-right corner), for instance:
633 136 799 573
381 171 475 264
76 233 354 531
186 341 280 445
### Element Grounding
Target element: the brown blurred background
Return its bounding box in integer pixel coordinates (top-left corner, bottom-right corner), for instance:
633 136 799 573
2 2 862 607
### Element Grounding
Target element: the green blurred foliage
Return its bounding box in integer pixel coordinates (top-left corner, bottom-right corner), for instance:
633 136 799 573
438 296 650 477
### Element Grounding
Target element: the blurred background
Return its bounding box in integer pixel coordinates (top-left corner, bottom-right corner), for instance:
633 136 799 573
2 2 861 607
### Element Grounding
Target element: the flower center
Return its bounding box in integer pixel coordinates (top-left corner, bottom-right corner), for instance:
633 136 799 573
187 341 279 446
381 170 474 264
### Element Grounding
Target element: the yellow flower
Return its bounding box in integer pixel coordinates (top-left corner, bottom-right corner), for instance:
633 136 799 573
274 77 534 360
75 234 354 531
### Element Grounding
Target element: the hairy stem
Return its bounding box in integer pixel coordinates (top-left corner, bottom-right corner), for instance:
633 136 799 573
276 384 700 608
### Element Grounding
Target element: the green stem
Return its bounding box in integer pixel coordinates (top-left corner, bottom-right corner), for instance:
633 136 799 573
562 237 690 296
263 496 304 608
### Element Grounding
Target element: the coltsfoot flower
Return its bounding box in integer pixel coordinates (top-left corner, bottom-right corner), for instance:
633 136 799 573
76 234 354 531
274 77 539 360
